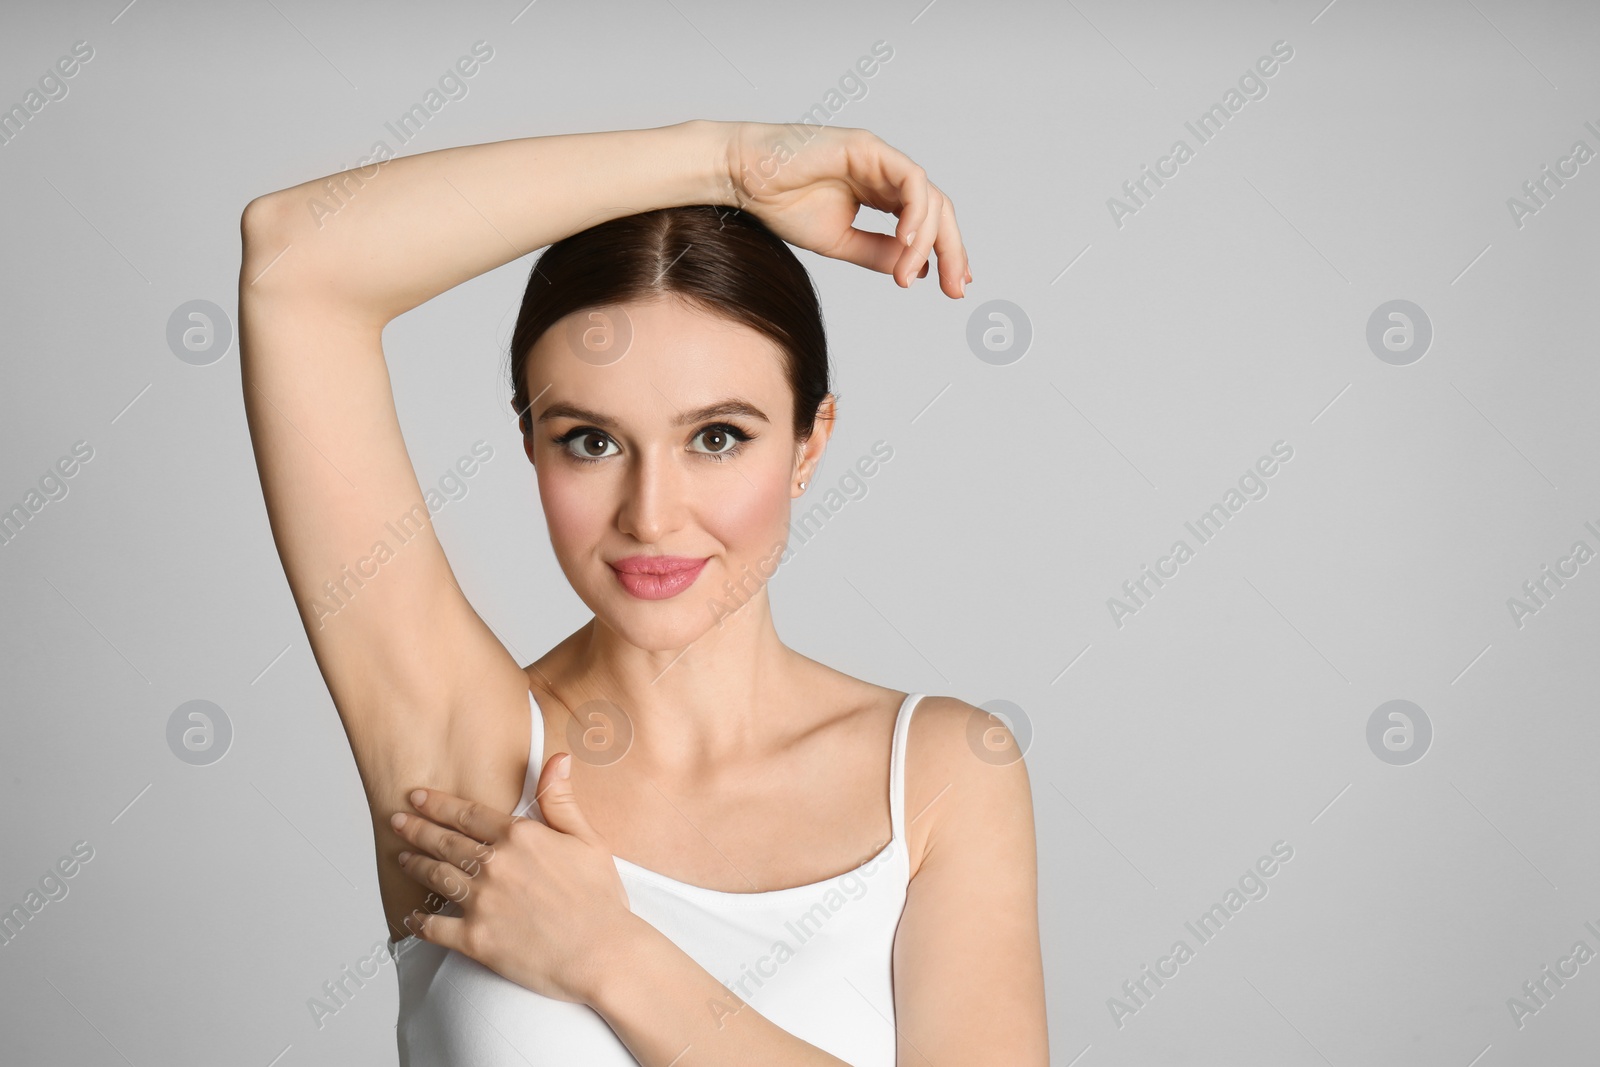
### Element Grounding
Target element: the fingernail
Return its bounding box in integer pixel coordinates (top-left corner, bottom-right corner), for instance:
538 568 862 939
390 812 406 830
410 789 426 808
557 753 572 779
905 229 917 246
398 850 412 863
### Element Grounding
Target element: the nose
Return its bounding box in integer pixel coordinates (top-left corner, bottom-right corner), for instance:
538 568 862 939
615 445 687 545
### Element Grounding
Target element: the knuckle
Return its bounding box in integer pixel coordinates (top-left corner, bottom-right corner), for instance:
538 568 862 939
436 867 464 899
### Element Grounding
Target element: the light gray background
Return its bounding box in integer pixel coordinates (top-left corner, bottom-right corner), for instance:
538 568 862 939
2 1 1597 1064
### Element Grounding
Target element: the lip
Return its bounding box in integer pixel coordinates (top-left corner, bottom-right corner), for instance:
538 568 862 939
608 555 709 600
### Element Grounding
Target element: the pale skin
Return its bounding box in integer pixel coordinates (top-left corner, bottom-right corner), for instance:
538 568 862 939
238 119 1047 1064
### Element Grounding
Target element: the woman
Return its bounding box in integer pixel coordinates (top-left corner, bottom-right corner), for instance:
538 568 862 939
238 119 1047 1065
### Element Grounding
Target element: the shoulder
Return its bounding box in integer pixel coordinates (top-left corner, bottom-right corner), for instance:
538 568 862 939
903 694 1032 788
902 694 1035 881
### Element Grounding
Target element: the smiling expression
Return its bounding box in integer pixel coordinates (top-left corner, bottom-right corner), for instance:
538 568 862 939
519 293 830 649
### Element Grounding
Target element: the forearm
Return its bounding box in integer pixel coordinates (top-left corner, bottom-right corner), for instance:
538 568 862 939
589 914 851 1067
241 120 733 321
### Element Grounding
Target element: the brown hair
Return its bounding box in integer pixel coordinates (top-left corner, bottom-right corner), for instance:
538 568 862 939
509 205 832 444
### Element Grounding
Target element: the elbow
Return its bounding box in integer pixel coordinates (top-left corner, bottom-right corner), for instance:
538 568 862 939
239 193 299 295
241 193 285 246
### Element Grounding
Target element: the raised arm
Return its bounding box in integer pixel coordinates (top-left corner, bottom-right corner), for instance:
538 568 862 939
240 121 732 321
236 121 734 935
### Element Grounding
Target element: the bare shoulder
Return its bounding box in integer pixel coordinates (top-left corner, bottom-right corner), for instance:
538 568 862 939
903 694 1036 881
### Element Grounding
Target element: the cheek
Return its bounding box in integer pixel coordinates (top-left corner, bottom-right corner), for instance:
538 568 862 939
706 466 792 547
538 467 609 549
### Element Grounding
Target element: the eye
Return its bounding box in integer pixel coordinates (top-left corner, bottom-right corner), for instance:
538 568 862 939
550 422 755 465
552 427 619 464
690 423 754 461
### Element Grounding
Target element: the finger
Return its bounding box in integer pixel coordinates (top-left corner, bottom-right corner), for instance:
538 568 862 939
904 185 950 291
407 909 470 956
826 227 915 277
864 137 928 251
391 810 495 874
410 788 514 846
892 167 934 288
846 133 930 286
398 849 475 902
926 190 970 298
534 752 605 845
826 230 935 281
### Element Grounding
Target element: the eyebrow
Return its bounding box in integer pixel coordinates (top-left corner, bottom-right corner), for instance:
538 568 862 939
535 399 770 429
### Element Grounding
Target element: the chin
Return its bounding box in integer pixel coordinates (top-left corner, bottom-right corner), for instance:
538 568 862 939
581 569 731 652
594 600 723 653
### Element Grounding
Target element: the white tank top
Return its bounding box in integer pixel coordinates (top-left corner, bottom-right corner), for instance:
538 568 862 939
388 689 925 1066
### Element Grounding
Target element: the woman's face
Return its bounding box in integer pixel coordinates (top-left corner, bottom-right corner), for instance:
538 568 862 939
522 294 829 651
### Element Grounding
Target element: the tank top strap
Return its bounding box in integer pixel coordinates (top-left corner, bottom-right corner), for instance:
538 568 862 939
512 688 547 820
889 692 925 845
516 689 924 836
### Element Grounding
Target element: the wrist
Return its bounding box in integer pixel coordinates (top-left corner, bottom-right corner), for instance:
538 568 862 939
677 118 741 209
580 910 656 1010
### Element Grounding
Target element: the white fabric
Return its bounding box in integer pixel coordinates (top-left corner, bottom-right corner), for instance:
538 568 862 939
389 689 925 1066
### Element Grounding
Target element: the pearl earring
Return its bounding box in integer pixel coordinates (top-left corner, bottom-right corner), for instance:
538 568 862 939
798 481 808 490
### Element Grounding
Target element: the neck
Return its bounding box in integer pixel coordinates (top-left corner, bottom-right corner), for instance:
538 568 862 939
532 585 813 771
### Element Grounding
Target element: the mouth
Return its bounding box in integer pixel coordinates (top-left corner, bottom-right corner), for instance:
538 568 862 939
607 555 710 601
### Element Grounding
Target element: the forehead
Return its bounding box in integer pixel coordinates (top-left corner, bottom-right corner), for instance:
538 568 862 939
527 294 788 422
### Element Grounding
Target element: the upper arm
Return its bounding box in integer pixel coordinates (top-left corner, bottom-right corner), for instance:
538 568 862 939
892 698 1049 1066
236 194 524 737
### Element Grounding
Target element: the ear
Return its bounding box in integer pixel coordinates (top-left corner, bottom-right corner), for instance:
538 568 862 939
794 393 837 490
